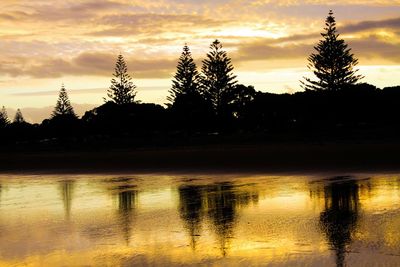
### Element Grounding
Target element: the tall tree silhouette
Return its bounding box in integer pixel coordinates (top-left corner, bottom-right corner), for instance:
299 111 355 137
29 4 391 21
302 10 363 91
107 54 137 104
167 44 200 105
201 40 237 116
52 84 77 118
168 44 213 132
0 106 10 127
13 109 25 123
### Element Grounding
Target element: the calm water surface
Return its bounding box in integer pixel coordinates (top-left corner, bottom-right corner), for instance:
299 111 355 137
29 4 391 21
0 173 399 266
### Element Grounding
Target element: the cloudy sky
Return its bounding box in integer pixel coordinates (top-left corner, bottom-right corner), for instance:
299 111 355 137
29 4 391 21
0 0 399 122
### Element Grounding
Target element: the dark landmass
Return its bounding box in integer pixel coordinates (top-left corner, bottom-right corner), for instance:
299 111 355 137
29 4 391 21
2 141 400 175
2 83 400 147
2 83 400 176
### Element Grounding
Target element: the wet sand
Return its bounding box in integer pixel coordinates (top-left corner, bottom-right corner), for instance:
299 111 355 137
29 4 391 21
0 173 399 266
1 142 400 174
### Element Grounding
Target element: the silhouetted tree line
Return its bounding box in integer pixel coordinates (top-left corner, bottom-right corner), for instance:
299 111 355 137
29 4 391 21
0 11 399 148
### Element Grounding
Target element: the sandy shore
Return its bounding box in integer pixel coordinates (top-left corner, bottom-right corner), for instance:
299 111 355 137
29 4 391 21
1 143 400 175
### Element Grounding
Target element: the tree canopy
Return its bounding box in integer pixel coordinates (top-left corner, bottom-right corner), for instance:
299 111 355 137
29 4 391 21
0 106 10 127
107 54 137 105
52 84 77 118
13 109 25 123
201 39 237 116
167 44 201 105
302 10 363 91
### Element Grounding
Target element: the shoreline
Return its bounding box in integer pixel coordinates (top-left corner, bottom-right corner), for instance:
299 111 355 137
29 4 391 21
1 142 400 175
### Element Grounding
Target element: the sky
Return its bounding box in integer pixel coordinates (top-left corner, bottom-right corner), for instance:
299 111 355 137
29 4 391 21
0 0 399 122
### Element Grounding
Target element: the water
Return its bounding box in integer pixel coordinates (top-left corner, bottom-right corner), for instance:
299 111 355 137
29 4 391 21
0 173 399 266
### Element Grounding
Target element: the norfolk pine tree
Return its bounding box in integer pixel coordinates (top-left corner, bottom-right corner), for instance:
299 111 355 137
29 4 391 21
167 44 201 105
168 44 214 131
13 109 25 123
302 10 363 91
201 39 237 116
0 106 10 127
52 84 77 118
107 54 137 104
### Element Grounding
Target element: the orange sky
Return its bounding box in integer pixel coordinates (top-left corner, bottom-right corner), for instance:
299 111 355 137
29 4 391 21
0 0 399 122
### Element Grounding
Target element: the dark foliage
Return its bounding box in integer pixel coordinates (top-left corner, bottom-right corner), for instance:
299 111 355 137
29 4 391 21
8 109 32 141
107 54 137 105
2 82 400 149
40 84 82 141
52 84 77 118
82 101 166 137
0 106 10 128
169 92 215 132
8 121 35 143
201 40 237 117
167 44 214 132
41 114 82 141
232 83 400 139
168 44 201 105
224 84 257 130
13 109 25 123
302 11 363 91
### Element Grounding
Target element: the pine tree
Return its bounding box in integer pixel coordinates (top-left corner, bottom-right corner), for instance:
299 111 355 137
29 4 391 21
107 54 137 104
167 44 200 105
302 10 363 91
201 39 237 115
0 106 10 127
52 84 77 118
13 109 25 123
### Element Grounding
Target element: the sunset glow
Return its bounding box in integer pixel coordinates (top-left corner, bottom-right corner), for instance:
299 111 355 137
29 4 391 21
0 0 399 122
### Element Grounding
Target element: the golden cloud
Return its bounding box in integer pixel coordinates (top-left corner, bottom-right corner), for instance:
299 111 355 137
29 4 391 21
0 52 176 78
0 0 398 79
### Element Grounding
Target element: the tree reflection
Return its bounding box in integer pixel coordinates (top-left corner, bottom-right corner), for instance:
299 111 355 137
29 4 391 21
102 177 139 245
178 182 258 256
318 178 360 267
59 180 74 220
205 183 238 256
116 185 137 245
178 185 204 250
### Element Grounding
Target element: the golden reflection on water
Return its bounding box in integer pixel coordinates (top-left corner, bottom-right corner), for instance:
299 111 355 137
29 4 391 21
0 174 399 266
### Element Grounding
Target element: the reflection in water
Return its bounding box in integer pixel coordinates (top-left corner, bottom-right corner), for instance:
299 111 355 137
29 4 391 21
59 180 74 220
178 182 259 256
115 184 137 245
0 174 400 266
178 185 204 250
317 177 360 267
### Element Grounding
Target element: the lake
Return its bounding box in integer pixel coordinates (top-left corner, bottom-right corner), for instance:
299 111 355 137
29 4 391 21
0 173 399 266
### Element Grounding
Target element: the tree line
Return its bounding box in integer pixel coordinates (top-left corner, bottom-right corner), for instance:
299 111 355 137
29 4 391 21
1 11 399 147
